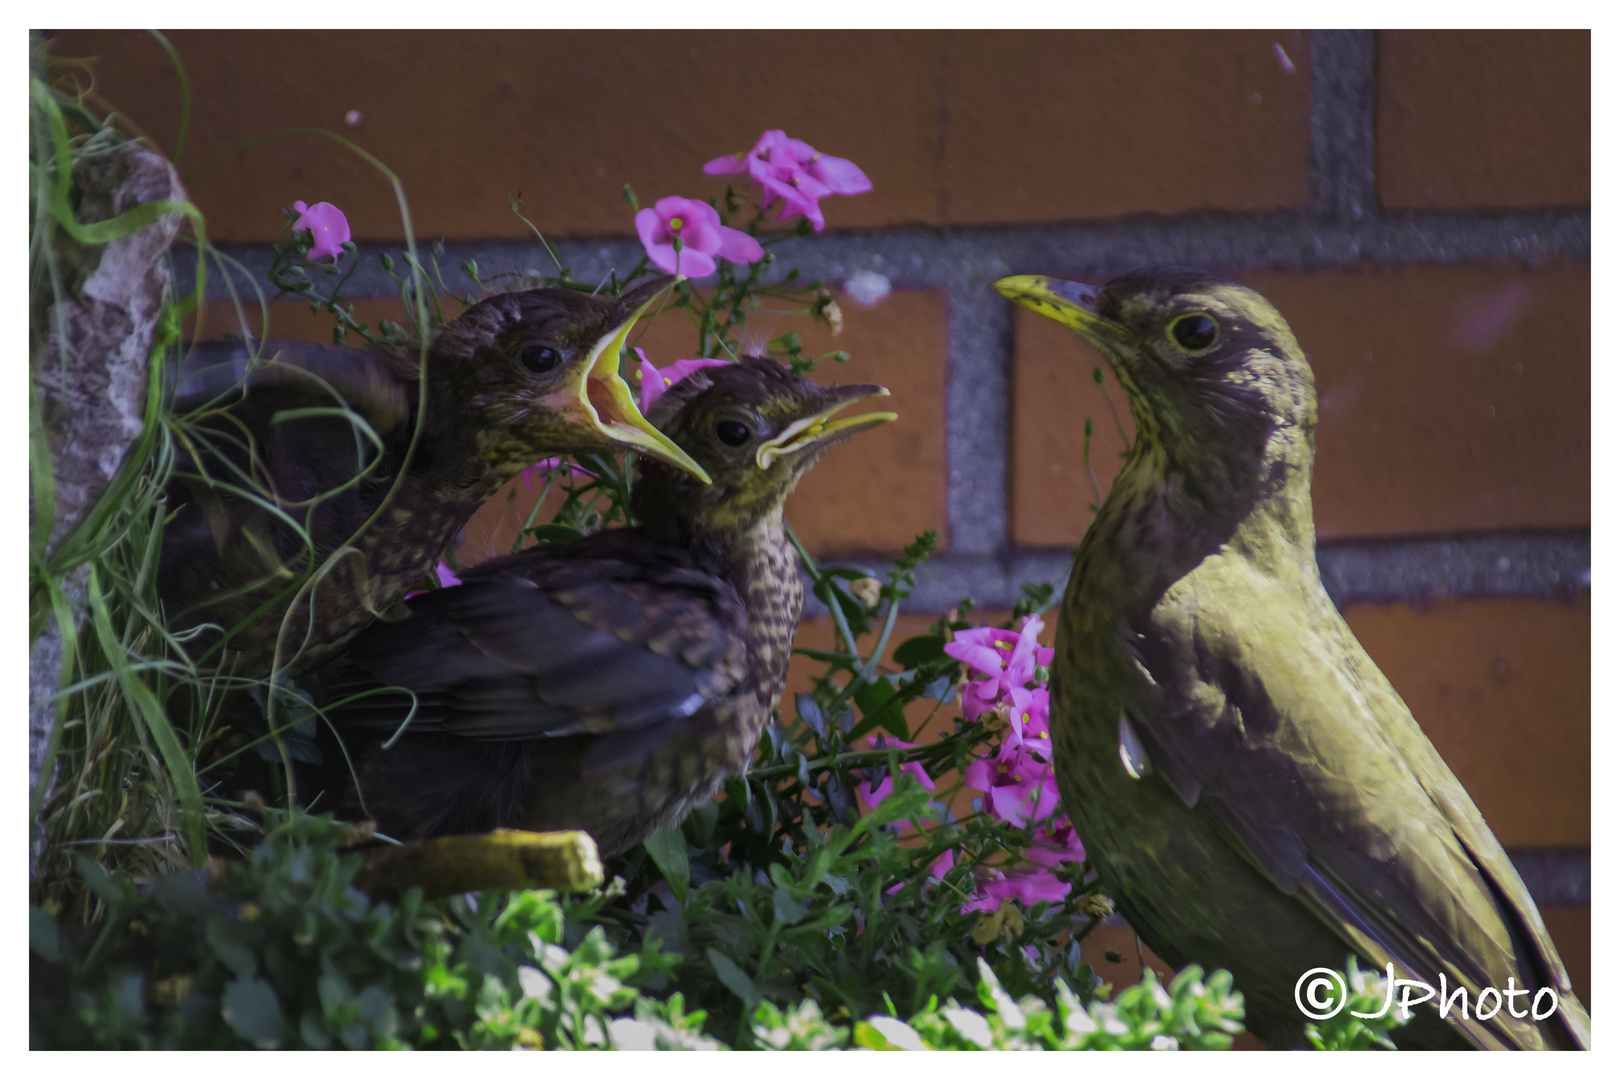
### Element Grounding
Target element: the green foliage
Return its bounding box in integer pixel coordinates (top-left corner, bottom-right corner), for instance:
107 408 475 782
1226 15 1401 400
856 960 1243 1050
1302 956 1410 1051
29 812 690 1049
30 811 1246 1051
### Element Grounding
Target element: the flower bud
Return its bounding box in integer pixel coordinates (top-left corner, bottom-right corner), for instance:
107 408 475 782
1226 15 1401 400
850 576 882 610
1080 894 1115 920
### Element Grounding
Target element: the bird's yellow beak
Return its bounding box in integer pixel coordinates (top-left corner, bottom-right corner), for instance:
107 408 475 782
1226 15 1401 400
571 285 712 484
756 384 897 470
993 274 1130 351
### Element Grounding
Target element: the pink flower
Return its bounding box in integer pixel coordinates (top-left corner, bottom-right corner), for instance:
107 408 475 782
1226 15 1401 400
519 457 597 491
703 130 870 233
964 749 1060 828
405 560 461 599
961 868 1071 913
633 348 732 413
633 196 763 278
1024 819 1086 869
855 735 935 823
928 848 956 880
946 614 1052 724
989 685 1052 766
291 200 351 263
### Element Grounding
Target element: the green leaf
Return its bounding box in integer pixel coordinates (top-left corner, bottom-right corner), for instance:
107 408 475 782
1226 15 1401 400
852 678 910 740
222 975 285 1048
795 692 827 739
206 916 258 977
525 523 584 545
643 826 690 904
153 872 212 918
891 634 947 670
29 907 60 962
706 948 761 1008
772 887 809 926
73 854 124 904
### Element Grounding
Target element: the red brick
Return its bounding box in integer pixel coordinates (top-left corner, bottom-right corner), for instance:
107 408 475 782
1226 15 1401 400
942 30 1311 223
1010 306 1137 548
1246 263 1590 538
1010 262 1590 545
50 30 946 242
1378 31 1590 209
1540 906 1590 1008
1342 596 1589 849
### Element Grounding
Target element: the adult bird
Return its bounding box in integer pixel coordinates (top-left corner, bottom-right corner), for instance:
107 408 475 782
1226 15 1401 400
995 268 1589 1050
160 279 708 677
312 356 895 855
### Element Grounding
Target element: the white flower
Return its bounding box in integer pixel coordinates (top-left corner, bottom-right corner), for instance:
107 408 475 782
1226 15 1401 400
844 270 892 306
941 1006 992 1048
866 1015 928 1050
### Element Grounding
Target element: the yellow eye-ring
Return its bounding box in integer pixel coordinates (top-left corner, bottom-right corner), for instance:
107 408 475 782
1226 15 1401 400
1169 313 1219 352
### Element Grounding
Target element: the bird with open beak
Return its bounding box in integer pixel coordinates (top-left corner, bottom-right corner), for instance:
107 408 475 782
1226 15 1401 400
994 268 1589 1050
313 356 896 855
160 278 708 677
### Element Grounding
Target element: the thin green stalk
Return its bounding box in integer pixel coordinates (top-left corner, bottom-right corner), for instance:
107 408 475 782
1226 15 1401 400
85 566 206 863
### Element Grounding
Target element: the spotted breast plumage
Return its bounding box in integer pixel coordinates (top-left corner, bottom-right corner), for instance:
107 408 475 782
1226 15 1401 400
313 356 896 854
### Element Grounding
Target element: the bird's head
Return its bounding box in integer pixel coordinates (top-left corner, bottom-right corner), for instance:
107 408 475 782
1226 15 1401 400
634 356 896 534
994 268 1316 462
427 277 709 487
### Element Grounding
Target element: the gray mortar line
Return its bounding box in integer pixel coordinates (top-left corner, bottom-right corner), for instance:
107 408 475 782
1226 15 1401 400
1311 29 1379 223
800 531 1590 615
185 209 1590 301
1505 850 1592 908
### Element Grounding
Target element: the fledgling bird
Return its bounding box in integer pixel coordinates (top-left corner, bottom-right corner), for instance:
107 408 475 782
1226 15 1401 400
312 356 896 855
995 268 1589 1050
160 279 708 676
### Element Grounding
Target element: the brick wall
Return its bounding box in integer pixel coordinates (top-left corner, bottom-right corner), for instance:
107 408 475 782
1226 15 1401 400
54 29 1590 1015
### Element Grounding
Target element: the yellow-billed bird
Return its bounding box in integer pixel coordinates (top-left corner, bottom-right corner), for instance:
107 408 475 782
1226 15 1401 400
161 279 707 676
313 357 895 854
996 268 1589 1050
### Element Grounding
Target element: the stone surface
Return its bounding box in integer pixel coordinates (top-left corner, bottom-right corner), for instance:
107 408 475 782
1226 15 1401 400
31 141 185 853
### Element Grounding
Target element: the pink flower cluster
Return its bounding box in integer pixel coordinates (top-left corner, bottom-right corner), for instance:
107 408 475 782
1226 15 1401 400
946 614 1086 911
633 129 870 278
704 129 872 233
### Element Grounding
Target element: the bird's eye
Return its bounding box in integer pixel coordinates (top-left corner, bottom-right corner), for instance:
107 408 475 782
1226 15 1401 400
1169 313 1219 352
521 345 563 374
716 420 752 447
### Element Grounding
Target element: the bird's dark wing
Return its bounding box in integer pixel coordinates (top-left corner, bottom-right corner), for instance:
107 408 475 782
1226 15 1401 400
1126 554 1587 1050
321 542 749 746
171 339 412 438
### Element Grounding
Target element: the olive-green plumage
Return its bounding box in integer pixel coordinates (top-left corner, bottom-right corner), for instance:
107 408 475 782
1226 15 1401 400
314 356 895 855
996 267 1589 1050
159 279 706 677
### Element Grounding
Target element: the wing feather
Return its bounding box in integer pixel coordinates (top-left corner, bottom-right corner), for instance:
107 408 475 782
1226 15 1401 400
1127 555 1585 1049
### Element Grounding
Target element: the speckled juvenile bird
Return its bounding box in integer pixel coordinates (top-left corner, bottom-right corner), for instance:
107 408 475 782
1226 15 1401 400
995 268 1589 1050
312 356 895 854
160 279 708 677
